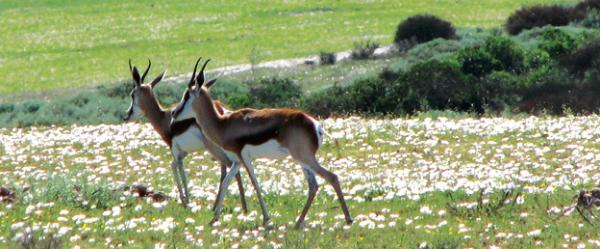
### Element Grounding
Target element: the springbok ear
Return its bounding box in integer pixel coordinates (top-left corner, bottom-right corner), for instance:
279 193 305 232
204 78 218 88
149 71 166 88
131 66 141 86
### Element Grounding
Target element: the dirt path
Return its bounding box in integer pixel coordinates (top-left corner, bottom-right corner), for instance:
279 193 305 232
162 45 394 84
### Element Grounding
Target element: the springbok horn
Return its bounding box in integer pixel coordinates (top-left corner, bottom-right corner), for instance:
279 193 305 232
128 58 133 73
141 59 151 83
196 59 211 86
189 57 202 88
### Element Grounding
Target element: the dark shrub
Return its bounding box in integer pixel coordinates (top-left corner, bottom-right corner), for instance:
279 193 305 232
302 85 347 116
457 46 498 77
538 28 579 58
97 82 133 98
319 52 336 65
303 77 395 116
394 15 456 45
379 67 401 82
575 0 600 13
399 59 477 113
350 40 379 60
580 8 600 28
247 77 302 108
560 39 600 75
479 71 521 112
0 103 14 113
519 66 600 114
505 5 575 35
70 95 90 107
484 36 525 73
20 101 45 113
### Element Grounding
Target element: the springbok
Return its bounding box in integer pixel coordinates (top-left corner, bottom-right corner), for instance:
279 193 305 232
170 58 353 228
123 59 248 212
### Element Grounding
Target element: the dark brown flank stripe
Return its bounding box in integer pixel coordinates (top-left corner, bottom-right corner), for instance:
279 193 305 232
235 121 282 146
169 119 198 138
223 109 319 153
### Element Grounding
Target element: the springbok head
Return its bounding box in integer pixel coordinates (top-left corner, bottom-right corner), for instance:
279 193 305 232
171 58 217 123
123 59 166 122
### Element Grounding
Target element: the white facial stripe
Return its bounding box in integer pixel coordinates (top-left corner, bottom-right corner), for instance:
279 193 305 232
178 96 194 121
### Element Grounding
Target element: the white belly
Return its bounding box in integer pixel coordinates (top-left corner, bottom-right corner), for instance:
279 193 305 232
172 127 205 153
240 139 289 159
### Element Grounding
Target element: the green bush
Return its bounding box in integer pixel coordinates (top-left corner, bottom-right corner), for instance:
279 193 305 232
457 46 498 77
20 101 45 113
0 103 15 113
303 77 396 116
342 77 395 114
479 71 521 112
524 49 552 70
302 84 347 116
399 59 478 113
483 36 524 73
97 81 132 98
246 77 303 109
538 28 579 58
209 78 249 109
524 65 569 90
408 38 464 61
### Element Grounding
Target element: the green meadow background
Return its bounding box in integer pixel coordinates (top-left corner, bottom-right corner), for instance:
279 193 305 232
0 0 576 97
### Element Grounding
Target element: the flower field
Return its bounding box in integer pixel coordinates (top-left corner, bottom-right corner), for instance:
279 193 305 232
1 116 599 248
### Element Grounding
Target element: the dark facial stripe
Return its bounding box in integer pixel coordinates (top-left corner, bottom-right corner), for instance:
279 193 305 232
173 91 190 117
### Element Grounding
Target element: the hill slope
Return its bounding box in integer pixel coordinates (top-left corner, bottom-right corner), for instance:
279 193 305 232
0 0 575 95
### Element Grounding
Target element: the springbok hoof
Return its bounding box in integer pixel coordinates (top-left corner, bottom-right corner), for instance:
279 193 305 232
179 198 189 207
209 218 219 226
345 218 354 225
263 219 274 228
294 221 304 229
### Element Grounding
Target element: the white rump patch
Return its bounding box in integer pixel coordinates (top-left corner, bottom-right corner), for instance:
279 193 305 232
308 116 324 146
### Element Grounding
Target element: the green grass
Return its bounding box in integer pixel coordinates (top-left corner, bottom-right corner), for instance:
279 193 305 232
1 116 599 248
0 0 578 97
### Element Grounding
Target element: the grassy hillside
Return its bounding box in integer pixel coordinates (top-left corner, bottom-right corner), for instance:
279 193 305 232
0 0 577 96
